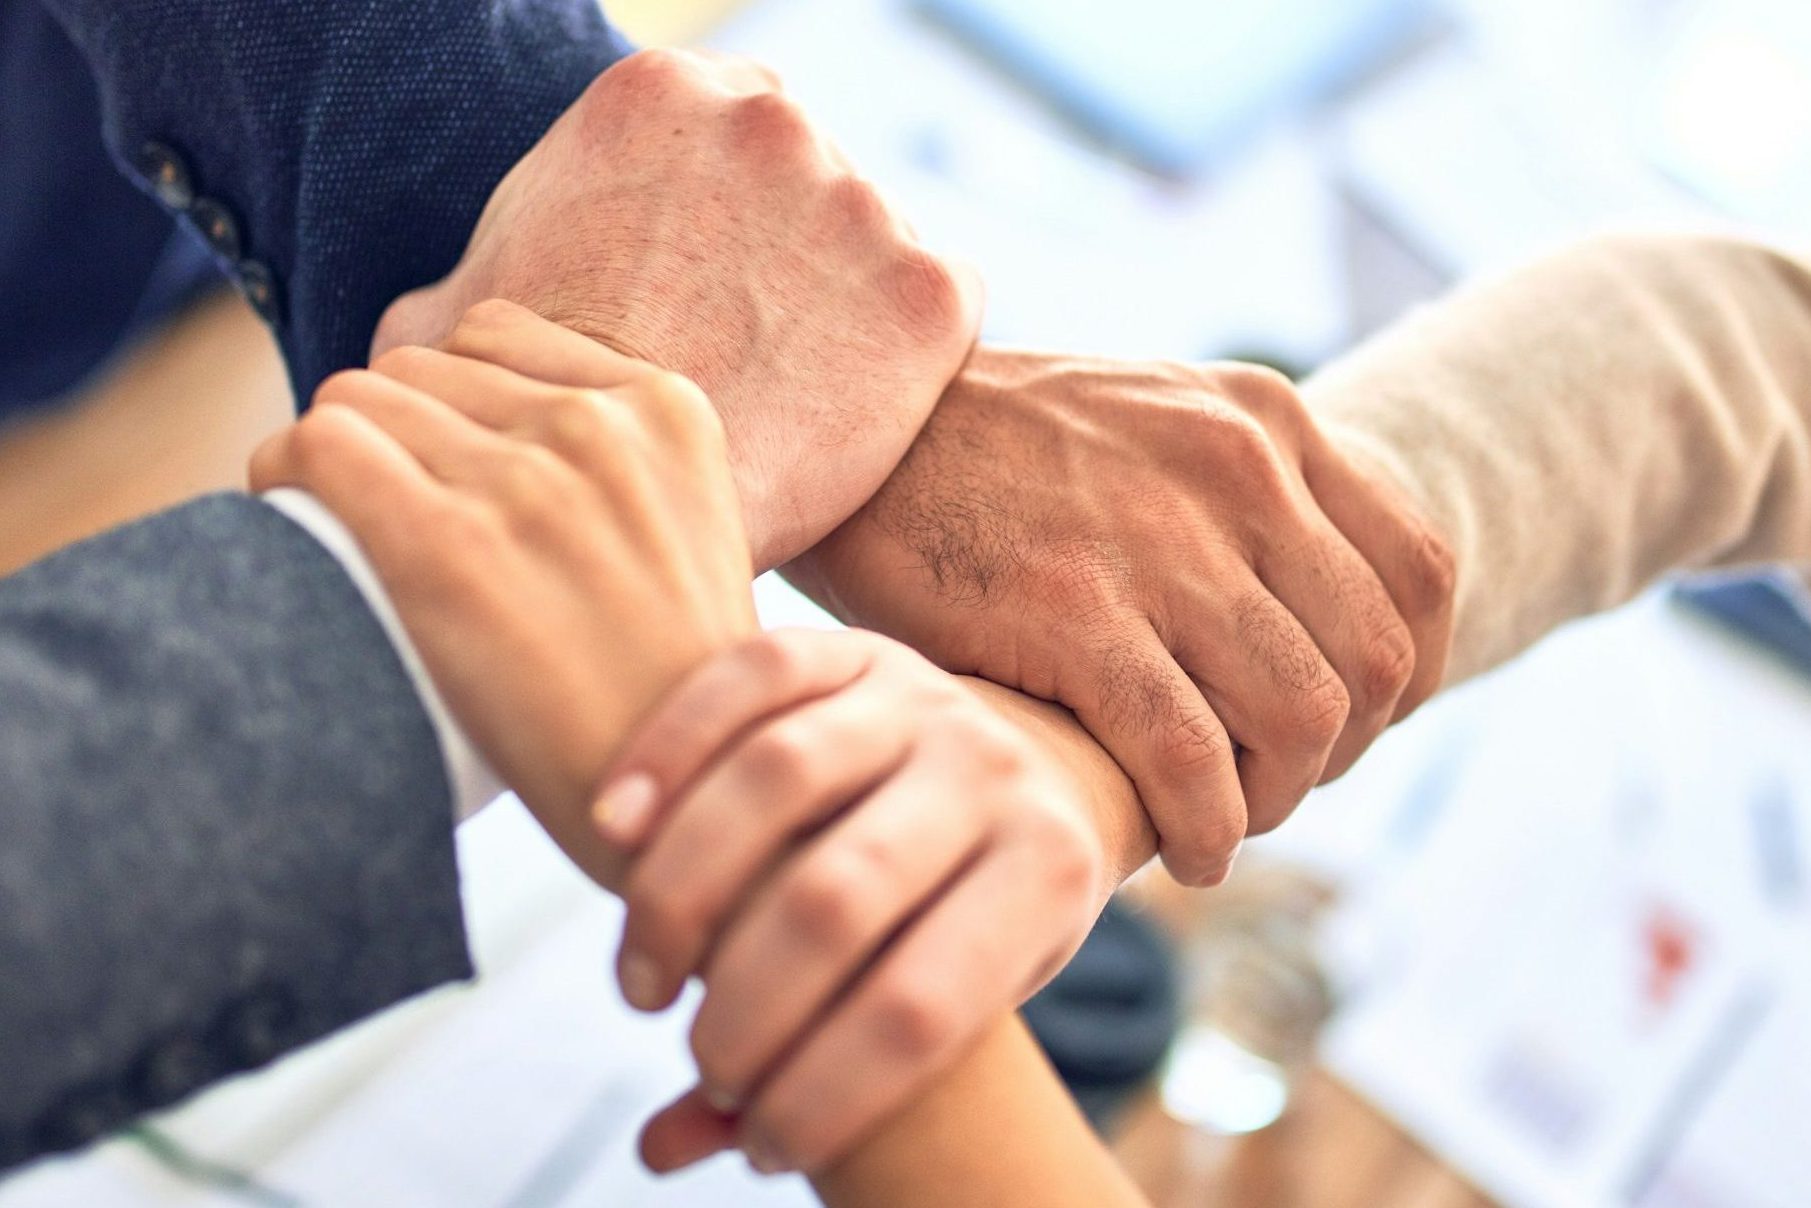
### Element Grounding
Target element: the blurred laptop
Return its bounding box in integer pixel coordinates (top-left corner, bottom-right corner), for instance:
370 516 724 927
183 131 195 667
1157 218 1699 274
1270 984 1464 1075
913 0 1433 176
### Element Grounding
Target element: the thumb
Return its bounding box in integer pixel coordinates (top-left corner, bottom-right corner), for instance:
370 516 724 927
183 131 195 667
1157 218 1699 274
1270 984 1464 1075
639 1087 739 1175
246 428 297 494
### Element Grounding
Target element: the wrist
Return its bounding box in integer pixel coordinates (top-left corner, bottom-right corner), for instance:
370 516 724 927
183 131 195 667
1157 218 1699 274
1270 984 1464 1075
958 677 1156 891
262 488 506 821
748 346 993 572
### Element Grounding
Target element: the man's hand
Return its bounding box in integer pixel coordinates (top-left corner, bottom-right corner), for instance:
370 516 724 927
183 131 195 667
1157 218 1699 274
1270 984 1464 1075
250 301 758 887
787 348 1455 887
373 49 984 570
595 628 1109 1176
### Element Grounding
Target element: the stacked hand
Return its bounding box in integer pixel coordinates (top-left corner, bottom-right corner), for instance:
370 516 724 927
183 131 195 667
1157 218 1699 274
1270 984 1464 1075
601 628 1109 1175
250 300 757 886
788 348 1456 887
373 48 985 570
254 302 1115 1179
264 43 1459 1186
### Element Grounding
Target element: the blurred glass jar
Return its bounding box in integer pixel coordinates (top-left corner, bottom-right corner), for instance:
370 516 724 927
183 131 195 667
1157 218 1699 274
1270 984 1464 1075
1156 863 1337 1135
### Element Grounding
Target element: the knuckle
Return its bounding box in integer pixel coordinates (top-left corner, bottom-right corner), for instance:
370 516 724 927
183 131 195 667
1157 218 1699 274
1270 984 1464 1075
870 983 955 1061
845 627 913 665
1292 675 1351 749
698 1059 755 1115
1203 411 1292 501
494 448 578 537
625 881 694 957
369 295 423 360
744 723 818 795
1356 619 1417 705
826 173 890 231
367 343 434 381
973 729 1034 783
1248 775 1311 836
1403 519 1458 616
1158 708 1233 776
1168 854 1232 890
312 368 374 405
883 245 966 338
732 89 810 148
289 403 362 470
1031 810 1103 899
781 853 870 952
452 297 534 342
1219 363 1307 427
945 702 1032 779
1203 406 1273 458
542 387 616 455
1236 590 1328 699
589 51 700 136
1164 806 1246 888
646 370 725 444
687 1010 745 1096
746 1102 825 1176
613 47 692 94
737 629 815 692
1088 631 1181 742
438 502 508 568
495 450 549 507
690 1048 734 1101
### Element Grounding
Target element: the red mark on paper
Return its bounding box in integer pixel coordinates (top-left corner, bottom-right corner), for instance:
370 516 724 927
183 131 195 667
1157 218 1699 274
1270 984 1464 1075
1642 906 1697 1012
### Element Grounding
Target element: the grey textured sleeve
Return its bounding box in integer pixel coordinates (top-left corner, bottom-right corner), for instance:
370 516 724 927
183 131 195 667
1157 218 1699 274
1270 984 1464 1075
0 494 473 1172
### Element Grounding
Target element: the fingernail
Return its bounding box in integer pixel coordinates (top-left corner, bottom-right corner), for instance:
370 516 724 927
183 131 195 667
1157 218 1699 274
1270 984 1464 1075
704 1086 743 1114
595 772 659 848
744 1132 791 1176
619 950 665 1011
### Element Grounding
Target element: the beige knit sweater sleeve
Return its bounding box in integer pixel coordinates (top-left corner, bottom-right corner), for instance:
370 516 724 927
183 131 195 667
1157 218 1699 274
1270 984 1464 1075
1303 234 1811 685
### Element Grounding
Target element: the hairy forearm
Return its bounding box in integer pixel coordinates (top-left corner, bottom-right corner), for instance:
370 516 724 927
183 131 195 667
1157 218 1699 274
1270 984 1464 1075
893 240 1811 913
810 233 1811 1205
812 1015 1148 1208
965 235 1811 878
1308 233 1811 684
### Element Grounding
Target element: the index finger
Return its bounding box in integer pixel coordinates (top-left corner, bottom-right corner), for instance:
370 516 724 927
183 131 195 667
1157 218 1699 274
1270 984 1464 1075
593 629 876 848
1301 424 1457 722
252 402 450 591
1059 627 1247 889
436 298 654 390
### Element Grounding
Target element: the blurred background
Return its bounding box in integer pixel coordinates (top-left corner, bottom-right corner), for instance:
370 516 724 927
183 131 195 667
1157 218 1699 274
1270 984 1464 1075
6 0 1811 1205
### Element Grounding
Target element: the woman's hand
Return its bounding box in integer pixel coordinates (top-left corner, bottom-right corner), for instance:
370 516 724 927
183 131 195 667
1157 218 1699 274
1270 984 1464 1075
809 1016 1149 1208
596 628 1112 1175
249 300 758 886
